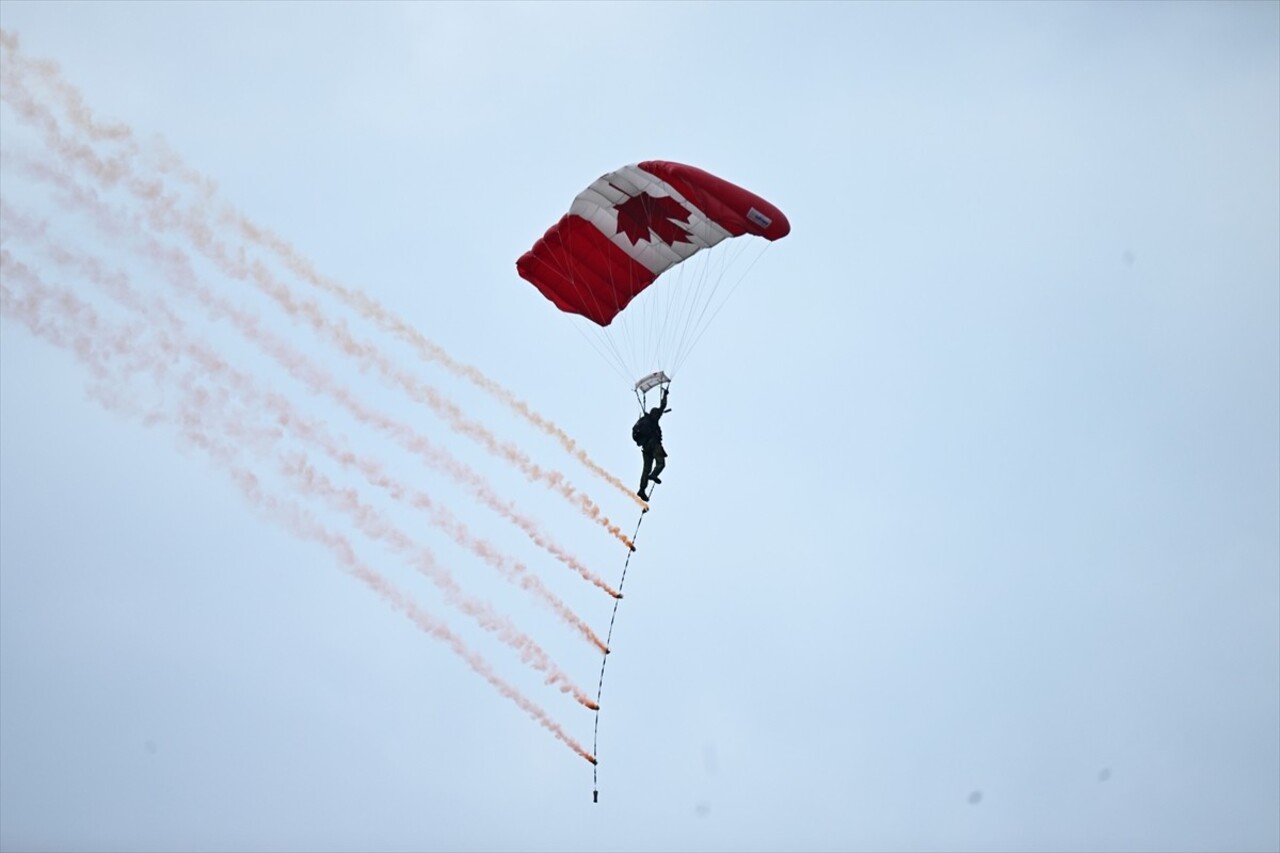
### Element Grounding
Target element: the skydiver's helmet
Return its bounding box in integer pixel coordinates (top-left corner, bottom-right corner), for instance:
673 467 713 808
649 407 662 418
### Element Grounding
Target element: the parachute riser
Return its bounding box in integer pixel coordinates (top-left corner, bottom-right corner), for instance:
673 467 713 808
634 386 670 413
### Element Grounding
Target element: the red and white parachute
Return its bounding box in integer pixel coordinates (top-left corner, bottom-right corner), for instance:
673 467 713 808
517 161 790 390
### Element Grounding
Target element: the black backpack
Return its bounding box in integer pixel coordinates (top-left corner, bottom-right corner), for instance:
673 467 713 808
631 415 652 446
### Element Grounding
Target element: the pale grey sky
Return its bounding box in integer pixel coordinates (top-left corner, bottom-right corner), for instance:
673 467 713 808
1 2 1277 851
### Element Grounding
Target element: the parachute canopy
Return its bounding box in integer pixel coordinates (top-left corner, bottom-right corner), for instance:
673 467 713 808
517 161 790 328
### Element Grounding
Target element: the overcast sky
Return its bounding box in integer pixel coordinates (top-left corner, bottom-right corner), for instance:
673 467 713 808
1 2 1277 851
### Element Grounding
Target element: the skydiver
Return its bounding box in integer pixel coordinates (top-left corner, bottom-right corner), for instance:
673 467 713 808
633 386 670 502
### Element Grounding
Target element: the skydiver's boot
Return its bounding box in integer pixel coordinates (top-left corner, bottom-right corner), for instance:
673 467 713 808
649 476 661 484
637 489 649 501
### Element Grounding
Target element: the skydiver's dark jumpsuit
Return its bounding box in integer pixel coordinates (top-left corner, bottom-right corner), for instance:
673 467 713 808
636 391 669 501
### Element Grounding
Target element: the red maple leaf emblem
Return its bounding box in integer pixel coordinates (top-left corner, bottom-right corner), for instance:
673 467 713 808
612 191 692 247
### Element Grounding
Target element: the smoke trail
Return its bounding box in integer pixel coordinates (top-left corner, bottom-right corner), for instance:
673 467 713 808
0 166 632 581
0 31 613 762
0 271 596 761
0 28 646 511
0 252 603 705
